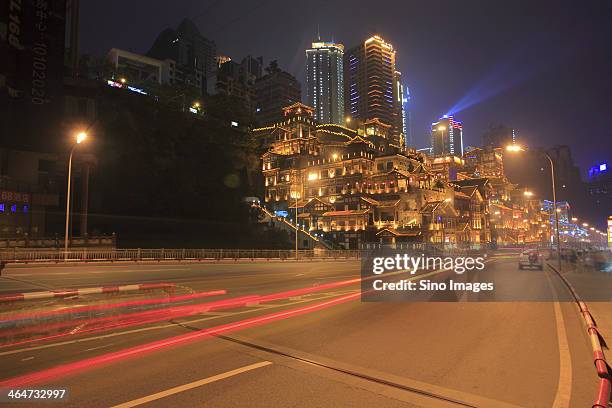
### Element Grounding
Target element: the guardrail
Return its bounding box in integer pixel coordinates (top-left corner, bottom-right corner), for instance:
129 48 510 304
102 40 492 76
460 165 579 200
0 249 361 264
547 262 612 408
0 235 116 249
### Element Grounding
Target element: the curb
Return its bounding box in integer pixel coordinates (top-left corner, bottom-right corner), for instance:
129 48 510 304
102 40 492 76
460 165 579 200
0 283 176 303
547 263 611 408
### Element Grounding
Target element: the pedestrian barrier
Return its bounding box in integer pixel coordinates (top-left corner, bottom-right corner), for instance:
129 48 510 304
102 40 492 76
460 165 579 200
547 263 611 408
0 249 361 264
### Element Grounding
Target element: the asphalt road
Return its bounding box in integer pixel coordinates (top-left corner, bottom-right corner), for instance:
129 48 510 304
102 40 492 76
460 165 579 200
0 256 602 407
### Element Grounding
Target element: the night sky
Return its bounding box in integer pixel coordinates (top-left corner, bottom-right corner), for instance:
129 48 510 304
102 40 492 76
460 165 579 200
81 0 612 177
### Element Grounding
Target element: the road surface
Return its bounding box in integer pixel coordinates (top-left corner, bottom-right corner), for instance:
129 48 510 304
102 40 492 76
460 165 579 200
0 255 603 407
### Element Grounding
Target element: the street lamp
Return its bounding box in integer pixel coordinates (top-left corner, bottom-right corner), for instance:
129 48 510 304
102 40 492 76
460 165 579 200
65 132 88 261
524 191 534 197
292 175 304 260
506 144 561 270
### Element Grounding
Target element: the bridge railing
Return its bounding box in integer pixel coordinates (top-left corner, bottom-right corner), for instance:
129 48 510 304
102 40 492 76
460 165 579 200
0 248 361 264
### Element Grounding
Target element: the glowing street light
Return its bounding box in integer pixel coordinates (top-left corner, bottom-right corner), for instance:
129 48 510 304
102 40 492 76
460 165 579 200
76 132 87 144
506 143 561 270
65 131 88 261
583 223 589 227
524 191 534 197
571 217 578 222
119 77 126 84
505 144 524 152
332 153 338 160
437 126 445 131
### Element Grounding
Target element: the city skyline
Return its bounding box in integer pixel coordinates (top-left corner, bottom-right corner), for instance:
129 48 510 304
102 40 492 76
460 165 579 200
1 3 610 407
78 0 612 176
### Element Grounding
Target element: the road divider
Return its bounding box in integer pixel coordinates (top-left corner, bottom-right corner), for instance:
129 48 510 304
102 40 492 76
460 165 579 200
2 290 227 323
0 277 364 348
0 283 176 303
547 263 611 408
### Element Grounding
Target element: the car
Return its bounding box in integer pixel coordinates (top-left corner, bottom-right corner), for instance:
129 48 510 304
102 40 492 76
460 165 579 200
519 250 543 270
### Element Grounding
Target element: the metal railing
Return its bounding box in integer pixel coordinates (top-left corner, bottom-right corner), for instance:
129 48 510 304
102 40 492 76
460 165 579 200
0 235 116 249
0 248 361 264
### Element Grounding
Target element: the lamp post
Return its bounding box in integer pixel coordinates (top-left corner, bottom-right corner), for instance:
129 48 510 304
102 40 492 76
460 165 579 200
64 132 87 261
293 173 304 261
506 144 561 270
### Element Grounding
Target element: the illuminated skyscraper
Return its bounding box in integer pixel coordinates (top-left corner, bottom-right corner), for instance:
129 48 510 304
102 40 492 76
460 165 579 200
431 115 463 156
344 35 404 147
306 40 344 125
402 85 413 148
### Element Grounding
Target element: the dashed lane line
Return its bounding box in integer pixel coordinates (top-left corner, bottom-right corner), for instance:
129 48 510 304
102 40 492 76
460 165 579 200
110 361 272 408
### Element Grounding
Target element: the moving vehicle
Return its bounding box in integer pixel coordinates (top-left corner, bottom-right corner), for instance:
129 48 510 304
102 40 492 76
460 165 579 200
518 249 543 270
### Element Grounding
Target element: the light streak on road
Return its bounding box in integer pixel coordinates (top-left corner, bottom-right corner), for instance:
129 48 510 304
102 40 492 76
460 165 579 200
0 292 360 387
3 290 227 322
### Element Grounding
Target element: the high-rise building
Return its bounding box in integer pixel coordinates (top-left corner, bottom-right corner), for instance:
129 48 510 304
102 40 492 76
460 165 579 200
242 55 264 80
402 85 413 148
306 40 344 124
147 19 217 96
215 55 263 113
344 35 404 147
587 162 611 225
107 48 171 85
1 0 68 149
431 115 463 156
481 125 516 148
254 61 301 125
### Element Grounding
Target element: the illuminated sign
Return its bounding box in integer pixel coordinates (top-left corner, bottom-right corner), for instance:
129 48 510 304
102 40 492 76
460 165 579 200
107 80 123 88
107 80 148 95
0 191 30 203
608 216 612 246
127 86 147 95
589 162 609 180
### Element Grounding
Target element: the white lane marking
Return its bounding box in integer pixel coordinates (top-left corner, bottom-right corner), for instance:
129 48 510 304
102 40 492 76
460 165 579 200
20 356 34 361
85 343 114 352
110 361 272 407
545 270 572 408
0 290 358 356
551 301 572 407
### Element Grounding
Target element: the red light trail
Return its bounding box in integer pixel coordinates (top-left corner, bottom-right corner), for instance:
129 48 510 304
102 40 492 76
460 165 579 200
0 292 360 388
